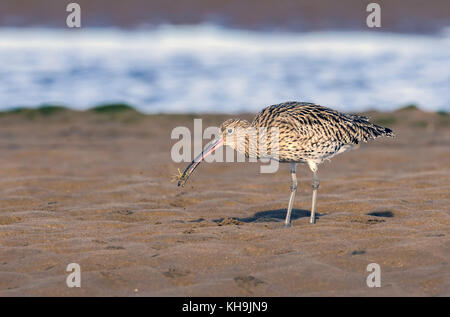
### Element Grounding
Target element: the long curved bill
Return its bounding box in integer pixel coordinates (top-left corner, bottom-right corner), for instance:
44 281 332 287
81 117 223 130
177 137 224 187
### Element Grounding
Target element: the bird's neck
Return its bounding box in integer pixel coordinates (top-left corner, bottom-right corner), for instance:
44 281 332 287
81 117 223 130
231 125 275 159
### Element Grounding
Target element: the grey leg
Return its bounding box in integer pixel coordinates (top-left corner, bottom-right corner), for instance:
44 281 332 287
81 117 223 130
284 163 297 228
310 171 319 224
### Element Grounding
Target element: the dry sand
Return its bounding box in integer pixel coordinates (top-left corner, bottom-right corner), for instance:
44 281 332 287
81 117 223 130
0 108 449 296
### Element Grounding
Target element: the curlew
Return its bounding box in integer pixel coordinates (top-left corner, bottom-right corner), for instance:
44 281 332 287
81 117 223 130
177 102 394 227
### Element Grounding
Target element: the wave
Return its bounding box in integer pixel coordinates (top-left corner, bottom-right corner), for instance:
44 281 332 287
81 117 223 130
0 24 449 112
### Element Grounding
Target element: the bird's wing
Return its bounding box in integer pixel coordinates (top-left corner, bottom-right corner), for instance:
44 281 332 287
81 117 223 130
254 102 393 146
273 112 310 139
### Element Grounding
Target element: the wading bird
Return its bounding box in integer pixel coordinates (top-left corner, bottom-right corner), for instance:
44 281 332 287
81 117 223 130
177 102 394 227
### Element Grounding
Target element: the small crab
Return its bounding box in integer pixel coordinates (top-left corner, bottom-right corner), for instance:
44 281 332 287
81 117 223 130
171 168 187 187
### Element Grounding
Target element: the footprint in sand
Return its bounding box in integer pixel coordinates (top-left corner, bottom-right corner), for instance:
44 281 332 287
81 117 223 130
234 275 265 293
163 267 190 279
163 268 193 286
216 217 243 226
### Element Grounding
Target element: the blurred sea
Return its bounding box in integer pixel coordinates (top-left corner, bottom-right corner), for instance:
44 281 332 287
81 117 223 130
0 24 449 113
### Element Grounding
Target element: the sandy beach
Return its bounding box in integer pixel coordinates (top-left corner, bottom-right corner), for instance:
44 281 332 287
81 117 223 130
0 107 449 296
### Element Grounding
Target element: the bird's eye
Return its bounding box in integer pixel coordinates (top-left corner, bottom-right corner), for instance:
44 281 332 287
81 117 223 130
227 128 233 134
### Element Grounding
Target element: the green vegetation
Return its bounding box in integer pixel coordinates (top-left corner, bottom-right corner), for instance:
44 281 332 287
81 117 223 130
0 103 141 121
397 104 419 111
0 104 69 119
89 103 138 114
88 103 146 123
35 105 68 115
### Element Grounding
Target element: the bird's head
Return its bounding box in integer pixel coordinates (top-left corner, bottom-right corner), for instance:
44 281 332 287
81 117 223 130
220 119 251 147
176 118 250 187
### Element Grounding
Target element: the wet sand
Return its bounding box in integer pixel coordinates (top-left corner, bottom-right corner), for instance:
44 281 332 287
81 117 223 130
2 0 450 33
0 108 449 296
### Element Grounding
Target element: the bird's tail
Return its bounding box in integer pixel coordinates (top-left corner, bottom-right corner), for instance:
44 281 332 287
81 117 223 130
348 114 395 142
367 123 395 138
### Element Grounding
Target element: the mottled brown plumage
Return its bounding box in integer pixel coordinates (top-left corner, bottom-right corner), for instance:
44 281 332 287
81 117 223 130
221 102 394 165
178 101 395 227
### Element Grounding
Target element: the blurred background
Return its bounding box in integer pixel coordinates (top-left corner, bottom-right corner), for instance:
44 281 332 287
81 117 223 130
0 0 449 113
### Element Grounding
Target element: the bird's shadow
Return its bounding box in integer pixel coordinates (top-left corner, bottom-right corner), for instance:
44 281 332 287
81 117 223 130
214 209 323 223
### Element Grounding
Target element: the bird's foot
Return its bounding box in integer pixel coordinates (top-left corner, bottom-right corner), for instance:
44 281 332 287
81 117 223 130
282 222 292 229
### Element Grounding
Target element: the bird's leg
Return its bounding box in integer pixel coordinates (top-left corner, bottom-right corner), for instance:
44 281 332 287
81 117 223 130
284 163 297 228
310 171 319 224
